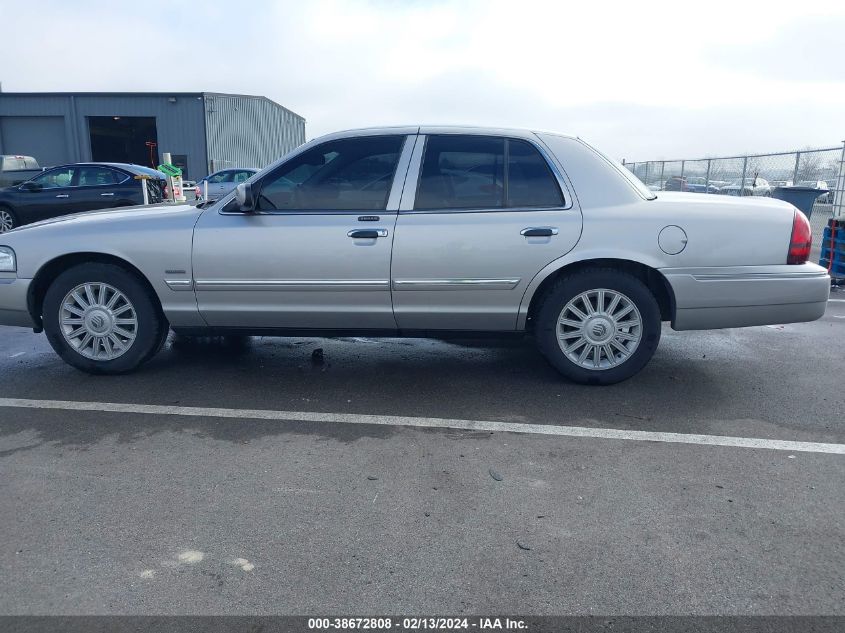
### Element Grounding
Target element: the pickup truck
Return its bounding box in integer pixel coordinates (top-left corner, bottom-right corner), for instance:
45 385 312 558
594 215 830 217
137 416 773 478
0 155 43 188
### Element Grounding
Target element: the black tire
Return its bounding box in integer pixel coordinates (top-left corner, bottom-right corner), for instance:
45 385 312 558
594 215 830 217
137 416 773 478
0 205 17 233
43 263 167 374
145 326 171 362
535 268 661 385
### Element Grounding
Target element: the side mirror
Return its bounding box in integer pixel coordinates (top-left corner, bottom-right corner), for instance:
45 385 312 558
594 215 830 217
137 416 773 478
20 181 42 192
234 182 256 212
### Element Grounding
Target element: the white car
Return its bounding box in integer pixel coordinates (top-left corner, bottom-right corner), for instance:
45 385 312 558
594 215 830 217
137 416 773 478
195 168 259 201
796 180 832 203
719 177 772 197
180 180 197 199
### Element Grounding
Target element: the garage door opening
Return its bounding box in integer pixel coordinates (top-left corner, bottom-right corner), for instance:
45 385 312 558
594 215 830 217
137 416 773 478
88 116 158 167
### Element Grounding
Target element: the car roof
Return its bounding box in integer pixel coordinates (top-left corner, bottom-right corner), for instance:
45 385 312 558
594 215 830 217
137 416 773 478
206 167 258 175
315 125 577 139
46 162 165 177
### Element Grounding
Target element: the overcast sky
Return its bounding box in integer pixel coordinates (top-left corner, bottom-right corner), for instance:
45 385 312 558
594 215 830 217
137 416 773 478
1 0 843 161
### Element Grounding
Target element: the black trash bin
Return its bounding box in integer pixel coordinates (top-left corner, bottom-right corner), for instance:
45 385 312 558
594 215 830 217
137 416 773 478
772 186 829 219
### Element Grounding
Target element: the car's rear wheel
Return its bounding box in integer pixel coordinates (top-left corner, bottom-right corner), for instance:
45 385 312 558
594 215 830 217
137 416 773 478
43 263 167 374
0 206 16 233
535 268 661 385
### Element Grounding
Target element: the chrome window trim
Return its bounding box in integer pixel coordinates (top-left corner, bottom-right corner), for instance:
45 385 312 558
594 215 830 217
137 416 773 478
398 134 427 211
385 135 418 210
398 133 574 214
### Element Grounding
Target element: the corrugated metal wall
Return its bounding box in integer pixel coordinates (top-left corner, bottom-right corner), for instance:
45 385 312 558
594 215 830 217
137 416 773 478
203 94 306 173
0 92 306 179
74 94 207 179
0 93 208 178
0 94 85 164
0 116 68 166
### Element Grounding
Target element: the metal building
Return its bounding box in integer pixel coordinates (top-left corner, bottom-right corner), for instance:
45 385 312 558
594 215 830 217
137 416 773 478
0 92 306 179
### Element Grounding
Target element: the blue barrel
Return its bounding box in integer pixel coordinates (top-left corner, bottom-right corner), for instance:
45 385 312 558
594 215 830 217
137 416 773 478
772 186 829 219
819 218 845 279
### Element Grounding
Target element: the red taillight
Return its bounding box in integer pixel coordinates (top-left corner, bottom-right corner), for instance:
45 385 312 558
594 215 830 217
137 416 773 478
787 210 812 264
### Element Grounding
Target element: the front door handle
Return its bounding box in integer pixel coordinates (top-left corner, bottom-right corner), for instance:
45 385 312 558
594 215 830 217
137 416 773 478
55 194 69 199
100 192 115 197
348 229 388 239
520 227 559 237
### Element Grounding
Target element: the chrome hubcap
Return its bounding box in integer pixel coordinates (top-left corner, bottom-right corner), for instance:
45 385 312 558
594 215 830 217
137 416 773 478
556 288 642 371
59 283 138 360
0 210 13 233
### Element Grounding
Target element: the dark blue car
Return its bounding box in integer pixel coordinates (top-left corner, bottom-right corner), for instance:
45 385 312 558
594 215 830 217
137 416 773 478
0 162 167 233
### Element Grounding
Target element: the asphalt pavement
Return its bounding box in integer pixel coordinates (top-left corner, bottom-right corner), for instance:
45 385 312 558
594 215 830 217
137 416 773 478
0 294 843 615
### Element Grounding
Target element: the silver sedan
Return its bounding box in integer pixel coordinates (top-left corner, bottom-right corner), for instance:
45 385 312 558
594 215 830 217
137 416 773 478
0 126 830 384
195 168 259 201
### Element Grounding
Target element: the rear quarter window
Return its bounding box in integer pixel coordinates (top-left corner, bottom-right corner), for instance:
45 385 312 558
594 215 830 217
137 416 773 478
507 139 564 207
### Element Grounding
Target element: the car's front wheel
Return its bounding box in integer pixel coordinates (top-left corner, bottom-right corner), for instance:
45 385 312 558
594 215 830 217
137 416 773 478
0 206 17 233
535 269 662 385
43 263 167 374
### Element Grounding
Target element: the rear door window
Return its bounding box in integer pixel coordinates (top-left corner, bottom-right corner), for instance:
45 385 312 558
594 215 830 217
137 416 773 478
414 135 563 210
415 135 504 210
78 166 123 186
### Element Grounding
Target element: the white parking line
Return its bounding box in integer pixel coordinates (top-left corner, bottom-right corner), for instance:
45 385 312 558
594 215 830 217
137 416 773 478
0 397 843 455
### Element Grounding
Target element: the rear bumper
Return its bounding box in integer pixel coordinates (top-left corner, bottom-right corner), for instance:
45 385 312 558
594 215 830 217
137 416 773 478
662 263 830 331
0 277 35 328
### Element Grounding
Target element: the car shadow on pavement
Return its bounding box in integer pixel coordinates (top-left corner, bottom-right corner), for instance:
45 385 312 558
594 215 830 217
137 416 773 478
0 331 746 458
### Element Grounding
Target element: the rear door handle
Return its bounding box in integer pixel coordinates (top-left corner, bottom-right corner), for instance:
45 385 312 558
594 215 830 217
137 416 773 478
348 229 388 238
520 227 558 237
55 194 69 199
100 192 115 197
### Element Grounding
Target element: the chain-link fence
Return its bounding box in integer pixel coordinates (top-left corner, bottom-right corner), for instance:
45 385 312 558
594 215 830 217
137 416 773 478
624 144 845 262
